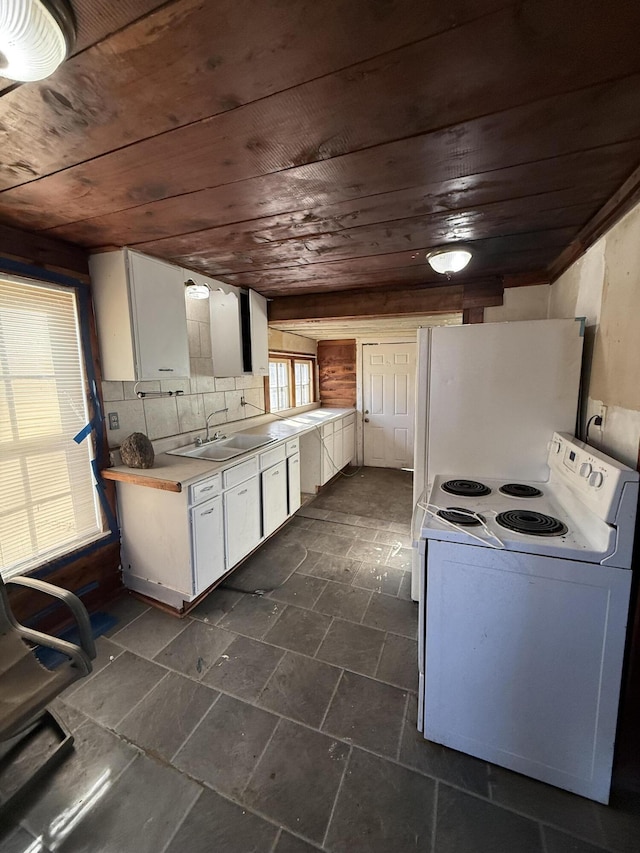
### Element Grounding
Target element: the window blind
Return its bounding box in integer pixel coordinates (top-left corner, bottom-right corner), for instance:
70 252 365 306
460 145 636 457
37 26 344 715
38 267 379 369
0 276 103 578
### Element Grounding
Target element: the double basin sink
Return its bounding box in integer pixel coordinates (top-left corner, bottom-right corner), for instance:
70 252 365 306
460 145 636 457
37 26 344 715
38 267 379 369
167 433 276 462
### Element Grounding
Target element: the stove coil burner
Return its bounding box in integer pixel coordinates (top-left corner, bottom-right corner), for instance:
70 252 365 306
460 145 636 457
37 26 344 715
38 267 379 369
499 483 543 498
441 479 491 497
496 510 567 537
437 507 485 527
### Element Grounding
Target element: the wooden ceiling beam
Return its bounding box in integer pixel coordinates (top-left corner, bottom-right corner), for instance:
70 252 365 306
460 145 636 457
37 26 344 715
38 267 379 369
268 279 503 322
0 223 88 279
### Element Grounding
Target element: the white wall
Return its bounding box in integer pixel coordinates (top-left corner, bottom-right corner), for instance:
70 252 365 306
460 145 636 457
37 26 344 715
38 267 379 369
484 284 550 323
548 202 640 468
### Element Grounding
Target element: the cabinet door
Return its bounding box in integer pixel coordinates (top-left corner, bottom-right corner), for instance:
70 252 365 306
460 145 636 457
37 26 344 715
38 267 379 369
287 453 301 515
333 427 344 475
210 288 244 377
249 290 269 376
321 432 335 485
262 461 288 537
129 252 190 379
343 422 355 466
224 476 261 568
191 496 225 595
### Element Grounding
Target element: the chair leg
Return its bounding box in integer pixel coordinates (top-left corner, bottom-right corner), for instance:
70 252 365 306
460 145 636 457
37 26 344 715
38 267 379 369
0 709 74 819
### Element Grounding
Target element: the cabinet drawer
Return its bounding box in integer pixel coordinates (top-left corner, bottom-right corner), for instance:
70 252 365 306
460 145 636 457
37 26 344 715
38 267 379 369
343 413 356 427
189 474 221 505
321 422 334 438
285 438 299 456
223 456 258 489
259 443 286 470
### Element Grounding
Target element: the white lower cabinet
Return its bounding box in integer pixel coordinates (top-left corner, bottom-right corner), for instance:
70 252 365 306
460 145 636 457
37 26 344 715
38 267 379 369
224 474 261 568
191 495 225 594
343 421 355 466
287 453 301 514
321 431 335 485
262 461 288 537
333 426 344 477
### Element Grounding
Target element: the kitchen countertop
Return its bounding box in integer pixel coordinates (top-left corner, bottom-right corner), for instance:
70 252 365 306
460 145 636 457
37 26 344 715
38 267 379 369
101 407 355 492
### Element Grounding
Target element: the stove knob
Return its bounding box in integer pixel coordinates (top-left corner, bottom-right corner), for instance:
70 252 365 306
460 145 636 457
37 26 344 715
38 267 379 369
579 462 592 478
589 471 604 489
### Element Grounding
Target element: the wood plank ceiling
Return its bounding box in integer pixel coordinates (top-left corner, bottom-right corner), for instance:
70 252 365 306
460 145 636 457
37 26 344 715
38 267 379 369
1 0 640 298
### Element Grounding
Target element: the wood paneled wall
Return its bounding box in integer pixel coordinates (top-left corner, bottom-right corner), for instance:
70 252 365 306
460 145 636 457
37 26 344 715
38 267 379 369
1 226 123 632
318 340 357 409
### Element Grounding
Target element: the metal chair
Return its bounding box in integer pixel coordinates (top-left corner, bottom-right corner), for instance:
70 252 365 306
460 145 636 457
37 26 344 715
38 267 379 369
0 573 96 814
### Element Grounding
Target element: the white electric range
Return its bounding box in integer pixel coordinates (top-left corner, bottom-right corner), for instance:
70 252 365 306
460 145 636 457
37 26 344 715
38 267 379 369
417 432 639 804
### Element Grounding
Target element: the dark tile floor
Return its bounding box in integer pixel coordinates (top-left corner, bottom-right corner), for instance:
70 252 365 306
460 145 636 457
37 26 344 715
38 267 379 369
2 472 640 852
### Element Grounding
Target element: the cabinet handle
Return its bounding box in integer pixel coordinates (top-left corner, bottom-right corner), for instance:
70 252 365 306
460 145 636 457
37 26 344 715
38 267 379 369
201 508 214 516
238 488 248 495
272 470 280 476
200 485 214 492
158 368 174 372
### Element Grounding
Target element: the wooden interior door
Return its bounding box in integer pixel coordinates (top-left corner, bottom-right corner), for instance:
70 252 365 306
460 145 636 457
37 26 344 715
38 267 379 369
362 342 416 468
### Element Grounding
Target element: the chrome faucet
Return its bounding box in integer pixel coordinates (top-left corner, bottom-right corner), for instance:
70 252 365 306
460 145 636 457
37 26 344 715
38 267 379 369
196 409 228 445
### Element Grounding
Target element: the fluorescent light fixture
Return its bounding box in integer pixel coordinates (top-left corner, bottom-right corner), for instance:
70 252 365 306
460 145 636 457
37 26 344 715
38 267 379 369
184 279 210 299
0 0 75 82
427 247 472 275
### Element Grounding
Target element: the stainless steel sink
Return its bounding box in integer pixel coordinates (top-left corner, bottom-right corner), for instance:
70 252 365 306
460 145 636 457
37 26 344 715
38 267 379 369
167 433 276 462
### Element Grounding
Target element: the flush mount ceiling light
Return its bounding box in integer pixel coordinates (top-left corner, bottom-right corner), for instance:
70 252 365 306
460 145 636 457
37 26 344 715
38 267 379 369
184 279 210 299
0 0 75 82
427 247 473 276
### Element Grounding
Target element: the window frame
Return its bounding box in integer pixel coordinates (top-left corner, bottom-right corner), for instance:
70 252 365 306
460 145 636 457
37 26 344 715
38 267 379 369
0 267 114 580
266 353 316 413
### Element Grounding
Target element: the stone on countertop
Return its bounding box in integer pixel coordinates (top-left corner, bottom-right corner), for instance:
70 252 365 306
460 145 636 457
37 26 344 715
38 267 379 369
121 432 155 468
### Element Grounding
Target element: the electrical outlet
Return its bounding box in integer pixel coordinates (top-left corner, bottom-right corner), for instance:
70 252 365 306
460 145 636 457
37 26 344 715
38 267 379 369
108 411 120 430
597 405 607 430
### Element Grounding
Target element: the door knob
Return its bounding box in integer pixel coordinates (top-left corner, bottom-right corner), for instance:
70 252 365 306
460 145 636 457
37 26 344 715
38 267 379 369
364 418 370 422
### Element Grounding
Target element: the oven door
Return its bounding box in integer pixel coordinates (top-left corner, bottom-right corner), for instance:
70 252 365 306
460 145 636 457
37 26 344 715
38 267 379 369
423 539 631 803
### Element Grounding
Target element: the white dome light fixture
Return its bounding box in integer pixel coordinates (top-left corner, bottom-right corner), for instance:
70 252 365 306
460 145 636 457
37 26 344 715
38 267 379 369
427 246 473 276
184 279 210 300
0 0 75 82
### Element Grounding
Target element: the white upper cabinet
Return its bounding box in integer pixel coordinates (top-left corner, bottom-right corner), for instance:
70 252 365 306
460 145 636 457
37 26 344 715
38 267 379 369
249 290 269 376
210 287 245 377
90 249 190 381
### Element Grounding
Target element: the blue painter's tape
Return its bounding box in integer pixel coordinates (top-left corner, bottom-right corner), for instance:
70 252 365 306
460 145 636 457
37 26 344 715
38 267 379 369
576 316 586 337
73 422 93 444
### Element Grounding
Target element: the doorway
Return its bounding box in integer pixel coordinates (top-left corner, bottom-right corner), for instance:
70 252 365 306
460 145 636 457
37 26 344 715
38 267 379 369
362 342 416 469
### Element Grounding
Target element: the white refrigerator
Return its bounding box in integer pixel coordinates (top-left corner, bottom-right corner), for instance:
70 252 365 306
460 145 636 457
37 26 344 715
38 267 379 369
411 318 584 599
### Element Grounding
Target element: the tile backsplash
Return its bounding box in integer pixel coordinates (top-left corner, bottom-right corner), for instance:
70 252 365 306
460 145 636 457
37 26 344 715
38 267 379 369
101 295 266 449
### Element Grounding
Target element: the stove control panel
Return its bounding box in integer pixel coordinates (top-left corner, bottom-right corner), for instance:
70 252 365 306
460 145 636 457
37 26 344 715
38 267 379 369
549 432 637 524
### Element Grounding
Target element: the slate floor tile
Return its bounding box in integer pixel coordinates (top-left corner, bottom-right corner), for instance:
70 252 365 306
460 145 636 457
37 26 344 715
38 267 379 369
258 652 341 728
376 633 418 692
434 784 543 853
118 672 217 760
263 605 331 656
322 671 406 758
66 651 164 726
154 620 235 679
488 764 603 841
308 518 358 538
218 594 284 639
58 754 200 853
363 594 417 639
268 573 327 608
352 561 404 595
174 694 278 798
110 607 188 658
275 832 323 852
0 827 36 853
300 551 361 585
243 718 350 844
400 699 490 796
15 717 137 839
313 581 372 623
596 790 640 853
202 635 285 701
375 529 413 548
325 511 366 527
316 619 385 677
229 539 308 590
347 539 393 565
296 506 330 520
311 531 354 557
190 587 243 624
543 827 610 853
386 545 413 571
398 571 413 600
325 748 435 853
165 787 278 853
102 594 150 637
